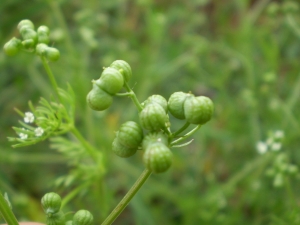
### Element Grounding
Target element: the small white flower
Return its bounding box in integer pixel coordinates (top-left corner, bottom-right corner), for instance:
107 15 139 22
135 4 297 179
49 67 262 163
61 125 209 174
274 130 284 139
257 141 268 154
19 132 28 140
35 127 44 137
271 142 282 151
24 112 34 123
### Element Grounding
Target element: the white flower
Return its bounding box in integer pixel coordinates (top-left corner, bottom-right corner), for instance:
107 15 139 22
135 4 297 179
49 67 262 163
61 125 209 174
24 112 34 123
35 127 44 137
19 129 28 140
257 141 268 154
271 142 282 151
274 130 284 139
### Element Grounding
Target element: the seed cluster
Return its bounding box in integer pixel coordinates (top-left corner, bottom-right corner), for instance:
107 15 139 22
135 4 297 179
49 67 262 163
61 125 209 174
3 19 60 61
41 192 93 225
86 60 131 111
87 60 214 174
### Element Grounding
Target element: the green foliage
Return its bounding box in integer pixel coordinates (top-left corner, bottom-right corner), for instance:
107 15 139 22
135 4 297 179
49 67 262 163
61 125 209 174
1 0 300 224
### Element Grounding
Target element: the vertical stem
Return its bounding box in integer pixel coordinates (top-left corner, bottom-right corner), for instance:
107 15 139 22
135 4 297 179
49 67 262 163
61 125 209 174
70 127 100 164
0 192 19 225
124 82 143 112
40 56 62 103
101 169 152 225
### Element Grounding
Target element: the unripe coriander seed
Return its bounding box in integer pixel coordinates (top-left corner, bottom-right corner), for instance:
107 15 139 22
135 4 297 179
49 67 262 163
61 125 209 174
86 83 113 111
139 103 168 131
142 95 168 112
117 121 143 149
110 60 132 82
183 95 214 124
41 192 62 214
96 67 124 95
168 92 189 120
112 137 137 158
143 142 173 173
73 210 93 225
3 38 22 56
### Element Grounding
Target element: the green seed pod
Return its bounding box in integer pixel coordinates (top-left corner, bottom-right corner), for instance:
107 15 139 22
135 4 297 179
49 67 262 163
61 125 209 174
112 137 137 158
36 43 48 56
143 142 173 173
110 60 132 82
38 33 50 44
46 211 65 225
3 38 22 56
22 39 35 49
184 95 214 124
45 47 60 61
36 44 60 61
142 95 168 112
139 103 168 131
38 25 50 35
96 67 124 95
37 26 50 44
168 92 189 119
20 26 37 43
87 83 113 111
73 210 93 225
117 121 143 148
41 192 62 214
17 19 35 30
142 132 168 150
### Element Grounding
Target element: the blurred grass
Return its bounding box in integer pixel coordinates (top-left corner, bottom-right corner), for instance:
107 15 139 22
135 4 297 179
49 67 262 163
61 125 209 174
1 0 300 224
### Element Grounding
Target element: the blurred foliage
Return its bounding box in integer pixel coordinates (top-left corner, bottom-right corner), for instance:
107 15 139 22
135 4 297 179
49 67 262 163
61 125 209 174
1 0 300 224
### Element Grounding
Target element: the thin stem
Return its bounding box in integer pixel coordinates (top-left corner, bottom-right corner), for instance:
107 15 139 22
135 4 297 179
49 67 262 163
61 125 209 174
61 181 90 209
171 125 202 146
101 169 152 225
40 56 62 103
0 192 19 225
171 122 190 137
70 127 100 163
124 82 143 112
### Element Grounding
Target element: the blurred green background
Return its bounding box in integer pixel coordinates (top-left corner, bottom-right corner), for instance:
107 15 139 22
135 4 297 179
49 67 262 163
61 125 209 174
1 0 300 224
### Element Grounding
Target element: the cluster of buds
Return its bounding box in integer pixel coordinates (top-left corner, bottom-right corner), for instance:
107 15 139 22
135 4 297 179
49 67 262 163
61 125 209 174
3 19 60 61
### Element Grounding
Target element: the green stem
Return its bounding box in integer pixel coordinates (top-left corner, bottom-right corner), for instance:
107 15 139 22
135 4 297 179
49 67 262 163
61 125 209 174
101 169 152 225
171 125 201 146
171 122 190 137
61 182 90 209
286 14 300 39
0 192 19 225
70 127 100 163
124 82 143 112
40 56 62 103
